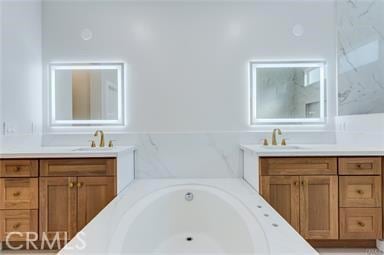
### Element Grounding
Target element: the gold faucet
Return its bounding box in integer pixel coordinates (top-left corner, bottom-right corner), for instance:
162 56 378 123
94 130 105 147
271 128 282 146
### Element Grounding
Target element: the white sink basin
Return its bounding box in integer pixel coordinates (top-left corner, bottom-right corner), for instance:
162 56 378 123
262 145 303 150
72 147 113 152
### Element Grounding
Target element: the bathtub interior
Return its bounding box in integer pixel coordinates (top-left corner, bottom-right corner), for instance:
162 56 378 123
108 185 269 254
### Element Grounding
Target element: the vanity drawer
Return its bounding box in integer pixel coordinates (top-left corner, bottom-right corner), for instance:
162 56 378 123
339 176 381 207
0 178 38 209
0 160 38 177
0 210 38 241
339 157 381 175
340 208 382 240
40 158 116 177
260 157 337 176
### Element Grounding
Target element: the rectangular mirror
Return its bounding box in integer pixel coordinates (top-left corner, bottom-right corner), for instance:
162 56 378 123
50 63 125 126
250 61 326 125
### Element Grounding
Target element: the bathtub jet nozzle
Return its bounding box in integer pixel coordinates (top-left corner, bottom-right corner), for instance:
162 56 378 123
185 192 194 201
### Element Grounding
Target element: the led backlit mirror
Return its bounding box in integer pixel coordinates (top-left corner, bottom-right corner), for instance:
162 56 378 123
250 61 326 125
50 63 125 126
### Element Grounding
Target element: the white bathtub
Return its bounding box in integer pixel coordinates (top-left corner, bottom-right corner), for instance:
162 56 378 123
60 179 317 255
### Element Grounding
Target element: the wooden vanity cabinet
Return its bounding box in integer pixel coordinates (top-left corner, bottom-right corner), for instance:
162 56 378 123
39 159 116 241
0 158 117 245
260 156 383 247
39 177 78 240
0 160 39 241
299 175 338 239
260 176 300 231
77 176 115 230
260 172 338 239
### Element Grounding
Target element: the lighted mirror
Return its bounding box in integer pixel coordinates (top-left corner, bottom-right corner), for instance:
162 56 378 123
250 61 326 125
50 63 125 126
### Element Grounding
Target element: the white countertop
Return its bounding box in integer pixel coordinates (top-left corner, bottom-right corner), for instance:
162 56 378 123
241 144 384 156
0 146 136 158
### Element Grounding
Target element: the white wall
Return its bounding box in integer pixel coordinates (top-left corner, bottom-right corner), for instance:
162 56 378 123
43 0 337 133
40 1 337 178
0 1 338 177
1 0 42 147
336 114 384 147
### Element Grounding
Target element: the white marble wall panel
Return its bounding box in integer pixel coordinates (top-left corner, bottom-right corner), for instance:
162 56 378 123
43 131 335 178
337 0 384 115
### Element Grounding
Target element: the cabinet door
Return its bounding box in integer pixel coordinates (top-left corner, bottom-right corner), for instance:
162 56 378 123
260 176 300 231
300 176 338 239
77 177 115 231
40 177 77 240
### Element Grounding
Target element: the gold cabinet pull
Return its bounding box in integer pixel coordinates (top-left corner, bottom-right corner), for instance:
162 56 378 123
293 181 299 186
77 182 83 188
14 166 21 172
13 223 21 229
68 182 74 188
357 221 365 227
357 189 364 195
13 191 21 197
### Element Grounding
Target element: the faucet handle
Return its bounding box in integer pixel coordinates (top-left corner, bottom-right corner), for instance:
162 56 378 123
281 138 287 146
89 140 96 148
108 140 116 148
263 138 269 146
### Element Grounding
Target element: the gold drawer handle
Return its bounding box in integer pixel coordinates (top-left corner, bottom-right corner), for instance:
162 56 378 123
68 182 74 188
357 221 365 227
13 223 21 229
356 189 364 195
13 191 21 197
77 182 83 188
14 167 21 172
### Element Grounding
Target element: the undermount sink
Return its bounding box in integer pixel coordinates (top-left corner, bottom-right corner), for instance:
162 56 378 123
262 145 303 150
72 147 113 152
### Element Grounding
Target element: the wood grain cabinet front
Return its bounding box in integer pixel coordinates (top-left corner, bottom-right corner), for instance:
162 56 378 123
260 175 339 239
339 157 381 175
299 176 339 240
0 160 38 178
260 176 300 231
39 177 78 240
340 208 382 240
0 178 38 210
40 159 116 177
39 176 116 241
260 156 384 246
260 158 337 176
339 176 381 208
77 177 115 230
0 210 38 241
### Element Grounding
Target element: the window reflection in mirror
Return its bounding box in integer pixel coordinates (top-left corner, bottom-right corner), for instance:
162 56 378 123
50 63 124 126
250 61 326 125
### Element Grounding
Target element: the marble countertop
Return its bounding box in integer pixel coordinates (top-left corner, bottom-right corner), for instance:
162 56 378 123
0 146 136 159
241 144 384 156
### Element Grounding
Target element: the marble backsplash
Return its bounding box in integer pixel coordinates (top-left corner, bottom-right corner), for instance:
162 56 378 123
337 0 384 115
42 131 335 178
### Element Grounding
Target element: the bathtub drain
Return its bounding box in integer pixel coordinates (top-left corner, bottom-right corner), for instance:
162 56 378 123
186 237 193 242
185 192 194 201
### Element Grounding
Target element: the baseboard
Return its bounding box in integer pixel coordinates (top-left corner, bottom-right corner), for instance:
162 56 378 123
309 239 377 248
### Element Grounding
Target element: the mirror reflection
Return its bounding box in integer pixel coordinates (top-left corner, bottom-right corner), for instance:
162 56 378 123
50 63 124 126
250 62 325 124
